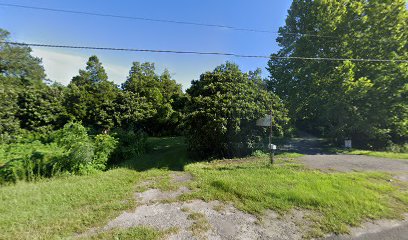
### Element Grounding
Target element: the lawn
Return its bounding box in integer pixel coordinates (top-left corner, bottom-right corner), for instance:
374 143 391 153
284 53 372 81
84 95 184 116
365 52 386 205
0 137 185 240
184 158 408 236
1 137 408 239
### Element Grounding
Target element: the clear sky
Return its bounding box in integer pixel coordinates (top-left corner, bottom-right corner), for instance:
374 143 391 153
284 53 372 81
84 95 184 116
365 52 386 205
1 0 293 90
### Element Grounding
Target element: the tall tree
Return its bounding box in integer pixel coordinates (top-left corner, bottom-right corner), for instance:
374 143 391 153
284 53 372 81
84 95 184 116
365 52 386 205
0 29 46 87
267 0 408 148
186 62 289 159
0 28 61 140
66 56 119 131
120 62 184 135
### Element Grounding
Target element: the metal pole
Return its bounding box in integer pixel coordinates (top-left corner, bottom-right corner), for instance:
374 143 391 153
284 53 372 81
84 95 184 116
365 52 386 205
269 109 274 165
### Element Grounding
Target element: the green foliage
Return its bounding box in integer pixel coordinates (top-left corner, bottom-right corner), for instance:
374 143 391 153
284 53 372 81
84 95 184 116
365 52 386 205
0 122 118 183
0 28 60 140
0 141 64 183
66 56 120 131
251 150 269 158
120 62 185 135
267 0 408 148
87 226 165 240
185 62 289 159
0 29 46 86
341 149 408 160
17 85 70 133
109 128 147 165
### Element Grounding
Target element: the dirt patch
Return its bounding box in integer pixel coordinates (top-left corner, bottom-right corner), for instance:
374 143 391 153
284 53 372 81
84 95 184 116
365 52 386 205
79 180 310 240
135 186 191 204
171 172 194 184
101 199 309 240
262 209 314 240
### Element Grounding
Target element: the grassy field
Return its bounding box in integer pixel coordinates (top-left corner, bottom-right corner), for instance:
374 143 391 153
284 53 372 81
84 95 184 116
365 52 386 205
341 149 408 160
0 137 186 240
184 158 408 235
1 137 408 239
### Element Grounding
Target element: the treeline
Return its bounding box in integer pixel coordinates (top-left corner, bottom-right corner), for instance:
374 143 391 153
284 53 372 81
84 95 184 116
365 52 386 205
267 0 408 149
1 28 289 182
1 32 185 138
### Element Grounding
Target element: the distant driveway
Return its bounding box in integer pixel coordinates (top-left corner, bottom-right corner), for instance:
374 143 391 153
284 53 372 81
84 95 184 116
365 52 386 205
299 154 408 173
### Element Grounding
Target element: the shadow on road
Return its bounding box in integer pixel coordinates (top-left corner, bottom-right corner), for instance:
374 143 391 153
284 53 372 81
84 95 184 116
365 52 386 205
284 131 335 155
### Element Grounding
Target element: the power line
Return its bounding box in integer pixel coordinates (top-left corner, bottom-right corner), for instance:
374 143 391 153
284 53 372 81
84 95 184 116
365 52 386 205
0 2 337 38
2 41 407 63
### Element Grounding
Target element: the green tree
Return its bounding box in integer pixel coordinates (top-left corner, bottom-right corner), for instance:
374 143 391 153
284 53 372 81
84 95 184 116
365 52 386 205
0 29 46 87
0 28 59 140
267 0 408 148
66 56 119 132
120 62 184 135
186 62 289 159
17 84 70 133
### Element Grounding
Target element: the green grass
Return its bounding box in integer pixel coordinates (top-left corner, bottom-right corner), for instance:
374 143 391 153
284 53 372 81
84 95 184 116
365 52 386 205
86 226 177 240
187 212 211 236
1 136 408 239
183 159 408 235
0 137 184 240
342 149 408 160
0 168 158 239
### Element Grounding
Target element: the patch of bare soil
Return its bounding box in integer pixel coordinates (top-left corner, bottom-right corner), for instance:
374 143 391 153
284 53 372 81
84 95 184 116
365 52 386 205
77 172 312 239
100 199 310 240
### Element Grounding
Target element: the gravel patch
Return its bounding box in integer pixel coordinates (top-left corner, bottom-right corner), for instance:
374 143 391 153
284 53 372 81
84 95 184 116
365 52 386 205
79 181 310 240
135 186 191 204
171 172 194 184
102 199 308 240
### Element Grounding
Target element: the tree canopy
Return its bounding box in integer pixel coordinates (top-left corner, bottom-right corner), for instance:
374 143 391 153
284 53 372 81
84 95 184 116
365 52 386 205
185 62 289 159
267 0 408 148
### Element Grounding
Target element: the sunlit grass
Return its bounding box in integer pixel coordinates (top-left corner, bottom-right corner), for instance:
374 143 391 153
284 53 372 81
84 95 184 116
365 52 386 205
2 137 408 239
342 149 408 160
183 160 408 235
86 226 176 240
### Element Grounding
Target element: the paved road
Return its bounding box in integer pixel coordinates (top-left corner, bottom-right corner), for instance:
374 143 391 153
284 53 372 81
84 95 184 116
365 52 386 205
324 220 408 240
299 154 408 173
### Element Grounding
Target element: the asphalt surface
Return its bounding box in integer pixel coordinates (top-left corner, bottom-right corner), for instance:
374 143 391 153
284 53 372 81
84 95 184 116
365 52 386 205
323 221 408 240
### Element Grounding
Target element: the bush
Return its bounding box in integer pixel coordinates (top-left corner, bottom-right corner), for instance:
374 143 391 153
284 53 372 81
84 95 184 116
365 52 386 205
0 142 64 183
110 128 147 164
251 150 269 158
185 62 289 159
93 134 118 170
0 122 118 184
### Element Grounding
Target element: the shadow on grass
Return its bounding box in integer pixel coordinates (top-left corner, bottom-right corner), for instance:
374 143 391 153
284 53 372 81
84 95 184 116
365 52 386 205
119 137 193 172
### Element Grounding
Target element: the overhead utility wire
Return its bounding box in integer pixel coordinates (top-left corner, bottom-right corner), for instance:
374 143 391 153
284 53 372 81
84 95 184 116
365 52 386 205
0 2 336 38
3 41 407 63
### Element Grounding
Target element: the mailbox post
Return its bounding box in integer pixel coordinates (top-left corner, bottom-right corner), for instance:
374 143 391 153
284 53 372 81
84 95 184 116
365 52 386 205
256 110 275 165
269 143 276 164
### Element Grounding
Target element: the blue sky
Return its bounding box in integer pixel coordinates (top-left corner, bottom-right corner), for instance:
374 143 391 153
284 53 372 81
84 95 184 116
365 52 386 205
1 0 292 90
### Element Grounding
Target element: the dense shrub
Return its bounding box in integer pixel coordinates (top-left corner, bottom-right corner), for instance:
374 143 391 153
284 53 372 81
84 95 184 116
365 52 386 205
0 141 64 183
185 62 289 159
109 128 147 164
0 122 118 183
